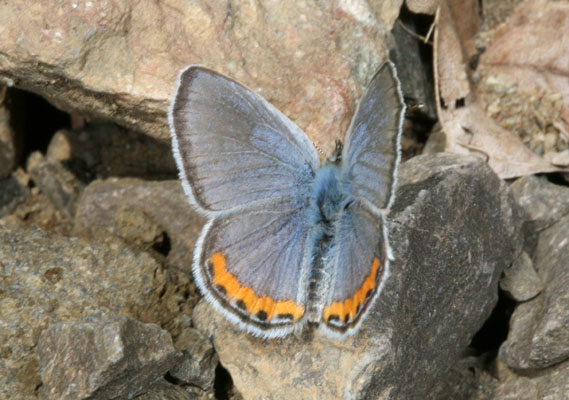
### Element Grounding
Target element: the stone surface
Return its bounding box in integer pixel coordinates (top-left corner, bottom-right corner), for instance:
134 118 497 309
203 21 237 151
427 356 493 400
0 220 191 399
136 379 209 400
112 205 168 250
26 151 84 218
510 175 569 233
0 173 30 218
169 328 218 390
74 178 205 272
545 149 569 167
193 153 521 399
499 213 569 370
46 125 177 179
0 87 16 179
38 315 182 400
500 251 543 302
0 0 402 156
458 360 569 400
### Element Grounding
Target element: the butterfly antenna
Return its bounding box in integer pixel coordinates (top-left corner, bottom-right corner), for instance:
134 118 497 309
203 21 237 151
314 142 326 157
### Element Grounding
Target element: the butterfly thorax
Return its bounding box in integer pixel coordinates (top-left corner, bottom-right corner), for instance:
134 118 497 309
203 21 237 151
306 165 351 323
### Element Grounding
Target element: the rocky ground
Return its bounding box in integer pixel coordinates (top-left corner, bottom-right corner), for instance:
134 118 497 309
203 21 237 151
1 1 569 399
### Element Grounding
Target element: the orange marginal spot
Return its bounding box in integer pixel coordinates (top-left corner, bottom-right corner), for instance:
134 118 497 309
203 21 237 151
236 286 255 308
209 252 304 322
273 300 304 320
323 257 382 324
323 301 344 323
251 296 275 319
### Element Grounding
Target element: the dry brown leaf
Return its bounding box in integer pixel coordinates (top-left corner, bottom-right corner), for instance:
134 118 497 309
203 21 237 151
434 0 561 179
480 0 569 143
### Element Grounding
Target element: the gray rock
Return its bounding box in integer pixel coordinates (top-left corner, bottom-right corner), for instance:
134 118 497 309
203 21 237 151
37 316 182 400
46 125 177 179
169 328 218 390
428 356 495 400
499 213 569 370
192 153 521 399
510 174 569 233
26 151 84 218
136 379 208 400
423 123 447 155
73 178 205 272
461 360 569 399
0 87 17 179
500 251 543 301
0 173 30 218
0 220 189 399
112 205 168 250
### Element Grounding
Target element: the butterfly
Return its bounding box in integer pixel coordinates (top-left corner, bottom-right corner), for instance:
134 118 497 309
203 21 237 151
168 61 405 339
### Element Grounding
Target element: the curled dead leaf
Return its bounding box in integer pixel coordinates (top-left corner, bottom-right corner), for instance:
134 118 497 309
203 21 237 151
434 0 563 179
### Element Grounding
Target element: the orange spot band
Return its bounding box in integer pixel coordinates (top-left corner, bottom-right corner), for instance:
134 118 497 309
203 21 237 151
210 252 304 322
323 257 382 324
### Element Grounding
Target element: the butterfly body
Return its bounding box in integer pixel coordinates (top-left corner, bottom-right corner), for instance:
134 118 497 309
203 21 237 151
305 164 347 323
169 61 405 339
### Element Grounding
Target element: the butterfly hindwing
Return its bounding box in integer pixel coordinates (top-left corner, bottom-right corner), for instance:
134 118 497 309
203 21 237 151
195 199 311 338
320 201 389 337
169 66 320 215
341 61 405 211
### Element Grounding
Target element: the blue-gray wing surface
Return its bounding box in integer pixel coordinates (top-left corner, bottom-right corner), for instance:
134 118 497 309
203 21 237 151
194 199 311 338
321 201 390 337
341 61 405 211
169 66 320 215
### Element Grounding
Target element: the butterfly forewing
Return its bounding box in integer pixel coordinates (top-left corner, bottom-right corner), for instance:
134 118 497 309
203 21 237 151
169 67 320 214
341 61 405 211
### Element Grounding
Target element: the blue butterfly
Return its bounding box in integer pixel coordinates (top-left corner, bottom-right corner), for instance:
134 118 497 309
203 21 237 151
169 61 405 339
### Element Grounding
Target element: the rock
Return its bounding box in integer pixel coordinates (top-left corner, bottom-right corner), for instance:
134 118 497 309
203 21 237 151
0 220 190 399
462 360 569 399
0 173 30 218
169 328 218 390
0 0 402 156
0 86 17 179
46 125 177 179
510 174 569 233
37 316 182 400
427 356 494 400
545 149 569 167
192 153 521 399
136 379 209 400
113 205 167 249
500 251 543 302
498 360 569 399
73 178 205 271
499 213 569 370
26 151 84 218
423 123 447 154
